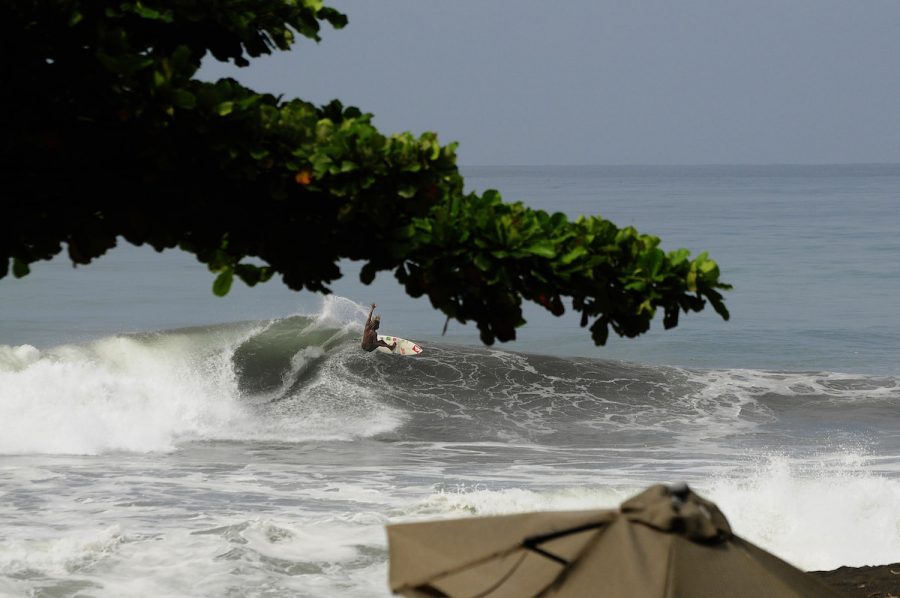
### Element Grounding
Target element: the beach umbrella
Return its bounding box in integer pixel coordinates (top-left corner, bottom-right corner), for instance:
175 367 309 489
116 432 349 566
386 483 844 597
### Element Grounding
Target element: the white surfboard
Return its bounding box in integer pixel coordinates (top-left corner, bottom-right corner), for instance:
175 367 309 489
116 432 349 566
376 335 424 356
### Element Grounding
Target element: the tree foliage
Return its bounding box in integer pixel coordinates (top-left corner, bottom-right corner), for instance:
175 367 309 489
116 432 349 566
1 0 731 345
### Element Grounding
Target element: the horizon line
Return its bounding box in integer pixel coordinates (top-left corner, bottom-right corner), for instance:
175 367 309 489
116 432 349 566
458 161 900 168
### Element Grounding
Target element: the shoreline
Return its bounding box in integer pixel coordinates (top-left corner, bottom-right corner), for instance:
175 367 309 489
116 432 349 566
811 563 900 596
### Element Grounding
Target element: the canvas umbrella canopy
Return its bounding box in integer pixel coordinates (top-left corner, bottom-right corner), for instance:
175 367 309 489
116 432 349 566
386 484 845 597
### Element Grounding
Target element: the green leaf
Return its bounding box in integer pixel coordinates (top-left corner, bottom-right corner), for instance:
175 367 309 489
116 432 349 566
216 101 234 116
12 258 30 278
473 255 491 272
615 226 637 244
639 248 664 277
700 259 719 275
213 269 233 296
527 242 557 258
590 319 610 345
706 289 731 321
360 263 377 285
172 89 196 109
668 248 690 266
663 306 679 329
96 52 154 76
312 155 333 177
624 280 646 291
686 270 698 292
235 264 266 286
560 246 587 265
133 3 162 20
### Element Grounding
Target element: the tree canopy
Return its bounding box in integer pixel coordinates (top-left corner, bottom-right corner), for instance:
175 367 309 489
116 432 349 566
1 0 731 345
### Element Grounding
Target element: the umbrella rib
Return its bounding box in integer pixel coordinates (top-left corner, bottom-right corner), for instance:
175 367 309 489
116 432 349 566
406 544 529 592
422 542 573 597
521 521 608 566
401 521 608 595
523 545 569 566
471 550 530 598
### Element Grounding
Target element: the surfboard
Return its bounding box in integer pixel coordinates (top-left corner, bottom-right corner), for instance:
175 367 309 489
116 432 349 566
376 335 424 356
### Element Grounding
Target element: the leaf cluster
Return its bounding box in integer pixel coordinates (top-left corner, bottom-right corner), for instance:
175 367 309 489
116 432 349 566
1 0 730 346
398 191 730 345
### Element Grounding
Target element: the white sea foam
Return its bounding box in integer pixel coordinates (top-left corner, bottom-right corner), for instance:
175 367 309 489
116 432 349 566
681 367 900 404
1 449 897 596
0 504 391 597
407 485 630 518
399 453 900 572
0 344 41 371
0 334 248 454
0 334 403 453
0 298 411 455
0 525 124 578
705 455 900 570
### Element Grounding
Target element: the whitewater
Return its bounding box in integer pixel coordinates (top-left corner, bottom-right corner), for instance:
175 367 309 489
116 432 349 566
2 164 899 596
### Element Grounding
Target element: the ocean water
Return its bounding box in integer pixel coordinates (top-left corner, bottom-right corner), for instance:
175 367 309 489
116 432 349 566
1 164 899 597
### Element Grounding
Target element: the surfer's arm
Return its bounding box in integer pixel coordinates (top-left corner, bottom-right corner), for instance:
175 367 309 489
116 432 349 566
365 304 375 328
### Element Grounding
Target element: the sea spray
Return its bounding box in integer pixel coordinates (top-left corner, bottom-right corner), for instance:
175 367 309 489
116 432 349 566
705 454 900 570
315 295 371 331
399 456 900 571
0 344 41 371
0 329 253 454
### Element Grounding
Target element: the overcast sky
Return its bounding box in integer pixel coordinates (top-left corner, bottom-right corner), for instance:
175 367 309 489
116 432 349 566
202 0 900 166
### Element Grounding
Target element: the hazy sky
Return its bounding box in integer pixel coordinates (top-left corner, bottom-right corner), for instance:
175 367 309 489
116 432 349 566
202 0 900 165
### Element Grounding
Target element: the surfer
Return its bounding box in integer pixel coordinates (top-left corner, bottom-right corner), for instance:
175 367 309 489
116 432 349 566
362 303 397 352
